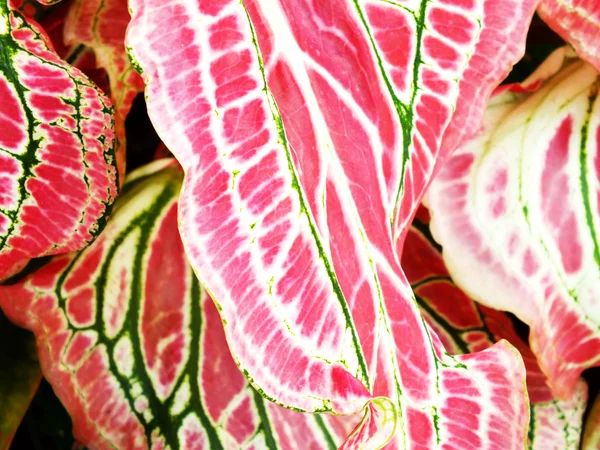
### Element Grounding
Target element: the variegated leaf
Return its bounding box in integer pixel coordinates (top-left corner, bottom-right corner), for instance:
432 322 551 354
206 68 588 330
0 309 42 450
32 1 111 95
64 0 145 177
584 393 600 449
0 159 359 450
0 0 118 281
127 0 537 447
427 47 600 399
538 0 600 72
405 206 588 450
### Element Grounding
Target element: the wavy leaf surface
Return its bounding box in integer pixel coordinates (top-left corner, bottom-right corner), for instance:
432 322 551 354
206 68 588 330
584 394 600 449
0 0 118 281
0 309 42 450
404 206 588 450
127 0 537 447
0 160 359 449
427 48 600 399
538 0 600 72
63 0 145 176
31 1 111 95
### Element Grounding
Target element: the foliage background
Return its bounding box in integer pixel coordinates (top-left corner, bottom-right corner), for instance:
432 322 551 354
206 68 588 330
4 7 599 450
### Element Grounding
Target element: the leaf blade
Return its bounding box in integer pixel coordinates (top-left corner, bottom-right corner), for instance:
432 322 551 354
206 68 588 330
427 48 600 398
0 160 359 449
0 1 118 281
538 0 600 72
126 0 538 446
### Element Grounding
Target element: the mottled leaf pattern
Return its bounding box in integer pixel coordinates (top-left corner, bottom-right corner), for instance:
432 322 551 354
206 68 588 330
538 0 600 72
0 160 359 450
404 206 588 450
127 0 538 447
0 0 118 281
64 0 145 176
0 309 41 450
427 47 600 398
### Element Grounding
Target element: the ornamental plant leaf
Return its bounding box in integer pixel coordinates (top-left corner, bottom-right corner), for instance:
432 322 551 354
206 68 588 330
0 0 118 281
63 0 145 176
538 0 600 72
0 309 42 450
126 0 539 447
427 47 600 399
0 159 360 449
404 206 588 450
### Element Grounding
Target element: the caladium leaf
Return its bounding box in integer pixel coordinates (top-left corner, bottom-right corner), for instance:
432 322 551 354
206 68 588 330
427 47 600 399
32 0 109 94
0 159 359 449
584 394 600 449
0 309 42 450
0 0 118 281
63 0 145 177
127 0 537 447
64 0 143 117
404 206 588 450
538 0 600 72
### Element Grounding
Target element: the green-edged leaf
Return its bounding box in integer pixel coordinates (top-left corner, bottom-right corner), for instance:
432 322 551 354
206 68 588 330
0 0 118 281
427 47 600 398
0 159 360 449
404 206 588 450
63 0 145 177
126 0 538 447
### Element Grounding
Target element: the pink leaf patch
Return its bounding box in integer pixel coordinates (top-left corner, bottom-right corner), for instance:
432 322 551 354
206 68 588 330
63 0 145 177
0 2 118 281
405 206 588 449
427 48 600 399
0 160 359 449
538 0 600 72
127 0 537 447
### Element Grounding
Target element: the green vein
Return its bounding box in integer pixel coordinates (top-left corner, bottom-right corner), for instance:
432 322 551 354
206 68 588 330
240 1 369 390
314 414 337 450
579 83 600 271
527 402 535 449
0 5 42 248
184 277 224 450
0 5 117 252
252 388 278 450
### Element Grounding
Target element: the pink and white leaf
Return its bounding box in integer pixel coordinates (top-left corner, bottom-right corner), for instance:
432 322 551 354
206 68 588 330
538 0 600 72
0 160 358 450
427 47 600 399
0 1 118 282
127 0 537 447
404 206 588 450
64 0 143 120
63 0 145 177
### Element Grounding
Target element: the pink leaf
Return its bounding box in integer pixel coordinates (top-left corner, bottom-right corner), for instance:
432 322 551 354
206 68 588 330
0 1 118 281
538 0 600 72
63 0 145 178
427 47 600 399
0 160 359 449
126 0 537 446
405 206 588 450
